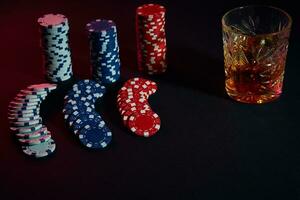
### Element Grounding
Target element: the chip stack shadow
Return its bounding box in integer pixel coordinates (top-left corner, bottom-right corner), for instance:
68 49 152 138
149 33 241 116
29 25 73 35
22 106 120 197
38 14 73 83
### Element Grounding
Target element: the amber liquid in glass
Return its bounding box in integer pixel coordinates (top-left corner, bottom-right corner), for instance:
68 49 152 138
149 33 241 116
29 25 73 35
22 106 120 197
223 32 289 104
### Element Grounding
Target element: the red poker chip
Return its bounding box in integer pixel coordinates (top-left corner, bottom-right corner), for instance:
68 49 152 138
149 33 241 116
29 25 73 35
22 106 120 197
136 4 166 17
121 78 157 95
138 24 165 31
121 110 132 127
136 14 165 21
144 64 167 73
140 44 166 54
145 63 167 73
142 57 167 67
117 77 161 136
117 96 148 107
117 93 149 103
127 111 161 137
121 108 152 127
122 78 157 93
118 89 149 99
137 23 165 33
118 100 150 113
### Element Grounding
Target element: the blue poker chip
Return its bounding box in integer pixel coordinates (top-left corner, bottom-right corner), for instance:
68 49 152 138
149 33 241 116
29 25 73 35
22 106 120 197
78 124 112 149
65 105 96 127
86 19 116 33
65 90 98 104
73 79 106 94
75 99 95 110
66 110 81 127
63 100 94 114
71 112 104 134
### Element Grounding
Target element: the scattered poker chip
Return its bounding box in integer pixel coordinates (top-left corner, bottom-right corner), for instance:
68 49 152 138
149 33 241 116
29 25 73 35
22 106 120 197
63 79 113 148
8 83 57 158
38 13 73 83
22 138 56 158
117 77 161 137
78 125 112 149
86 19 121 84
136 4 167 74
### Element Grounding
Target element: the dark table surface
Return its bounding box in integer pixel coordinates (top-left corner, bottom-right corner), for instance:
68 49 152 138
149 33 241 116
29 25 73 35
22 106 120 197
0 0 299 199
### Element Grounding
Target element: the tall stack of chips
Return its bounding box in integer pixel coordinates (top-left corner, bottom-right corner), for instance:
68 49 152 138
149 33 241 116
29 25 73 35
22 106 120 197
86 19 121 84
136 4 167 75
38 14 73 83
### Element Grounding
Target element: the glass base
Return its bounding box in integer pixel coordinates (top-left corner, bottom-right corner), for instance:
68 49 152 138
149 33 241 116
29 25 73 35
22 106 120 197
226 89 281 104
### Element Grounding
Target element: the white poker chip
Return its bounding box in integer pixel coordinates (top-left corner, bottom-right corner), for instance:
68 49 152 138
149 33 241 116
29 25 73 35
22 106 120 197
22 138 56 158
27 83 57 92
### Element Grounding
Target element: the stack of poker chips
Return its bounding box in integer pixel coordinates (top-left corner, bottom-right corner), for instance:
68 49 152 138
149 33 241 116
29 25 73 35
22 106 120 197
8 83 57 158
136 4 167 75
38 14 73 83
117 77 161 137
63 80 112 149
86 19 121 84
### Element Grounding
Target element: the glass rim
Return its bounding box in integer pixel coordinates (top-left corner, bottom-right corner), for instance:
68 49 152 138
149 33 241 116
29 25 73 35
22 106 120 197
222 5 292 37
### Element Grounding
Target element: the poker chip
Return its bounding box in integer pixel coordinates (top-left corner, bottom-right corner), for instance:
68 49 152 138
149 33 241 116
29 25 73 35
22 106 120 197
86 19 121 84
71 113 104 134
117 77 161 137
16 126 48 139
136 4 167 74
8 83 57 158
18 130 51 145
63 79 113 148
78 125 112 149
128 112 161 137
38 13 73 83
10 117 42 127
22 138 56 158
27 83 57 92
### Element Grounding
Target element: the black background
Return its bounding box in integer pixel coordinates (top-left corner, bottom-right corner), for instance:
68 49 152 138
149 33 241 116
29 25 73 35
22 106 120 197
0 0 299 199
